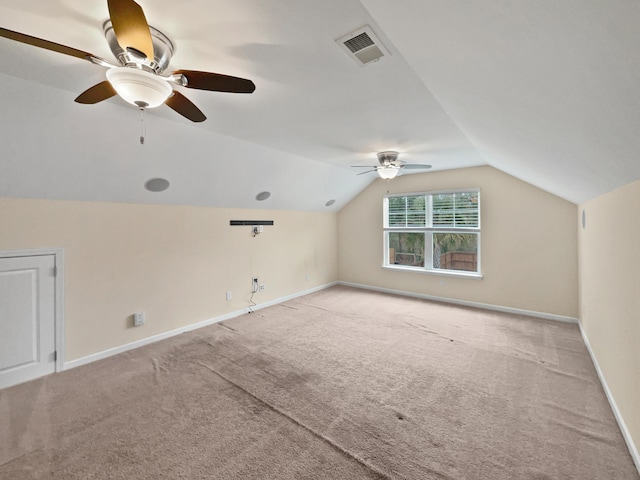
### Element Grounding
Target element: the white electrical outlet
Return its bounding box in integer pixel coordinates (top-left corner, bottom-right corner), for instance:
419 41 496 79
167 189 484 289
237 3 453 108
259 284 266 291
305 274 310 281
133 312 145 327
439 279 445 286
226 291 232 301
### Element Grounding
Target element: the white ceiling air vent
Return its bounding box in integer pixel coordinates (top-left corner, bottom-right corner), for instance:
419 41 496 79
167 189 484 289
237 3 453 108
336 25 390 66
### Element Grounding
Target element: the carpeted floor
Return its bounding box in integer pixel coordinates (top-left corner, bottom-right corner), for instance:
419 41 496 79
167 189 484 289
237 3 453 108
1 286 638 479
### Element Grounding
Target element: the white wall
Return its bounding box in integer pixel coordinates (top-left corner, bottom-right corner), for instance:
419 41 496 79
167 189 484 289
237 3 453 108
337 166 579 318
0 198 337 361
579 179 640 462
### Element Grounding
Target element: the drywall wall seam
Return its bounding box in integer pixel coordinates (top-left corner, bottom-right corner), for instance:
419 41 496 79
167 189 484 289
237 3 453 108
64 282 337 371
579 323 640 475
338 281 578 323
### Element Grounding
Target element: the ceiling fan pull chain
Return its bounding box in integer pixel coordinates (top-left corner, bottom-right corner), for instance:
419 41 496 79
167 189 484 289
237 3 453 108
139 105 146 145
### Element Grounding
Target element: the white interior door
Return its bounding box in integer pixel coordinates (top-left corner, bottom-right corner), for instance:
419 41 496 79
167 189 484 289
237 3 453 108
0 254 56 389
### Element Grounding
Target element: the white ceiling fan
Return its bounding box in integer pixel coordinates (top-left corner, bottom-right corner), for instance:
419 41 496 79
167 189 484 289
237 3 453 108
351 151 432 179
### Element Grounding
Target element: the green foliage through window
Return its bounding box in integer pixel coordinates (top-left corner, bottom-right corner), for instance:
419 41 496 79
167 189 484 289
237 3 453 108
384 190 480 274
388 232 425 267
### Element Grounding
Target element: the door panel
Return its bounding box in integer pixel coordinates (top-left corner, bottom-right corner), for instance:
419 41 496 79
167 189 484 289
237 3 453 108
0 255 56 389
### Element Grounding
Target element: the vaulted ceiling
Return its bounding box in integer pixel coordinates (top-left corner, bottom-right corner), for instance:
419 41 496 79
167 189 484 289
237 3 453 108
2 0 639 211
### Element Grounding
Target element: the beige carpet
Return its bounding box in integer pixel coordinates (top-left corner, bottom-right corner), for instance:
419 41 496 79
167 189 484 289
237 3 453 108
1 286 638 479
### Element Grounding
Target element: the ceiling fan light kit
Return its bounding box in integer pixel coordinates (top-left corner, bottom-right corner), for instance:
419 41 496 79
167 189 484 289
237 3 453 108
106 68 172 108
377 165 400 179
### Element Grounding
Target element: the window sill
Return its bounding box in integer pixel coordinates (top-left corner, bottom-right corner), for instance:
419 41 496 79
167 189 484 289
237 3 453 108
382 264 483 280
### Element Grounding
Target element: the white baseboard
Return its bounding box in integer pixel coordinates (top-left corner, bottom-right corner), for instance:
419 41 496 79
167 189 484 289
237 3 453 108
63 282 337 371
579 324 640 475
338 281 579 323
64 280 576 371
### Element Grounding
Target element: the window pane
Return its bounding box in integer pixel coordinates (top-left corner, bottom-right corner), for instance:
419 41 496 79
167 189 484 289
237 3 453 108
387 195 426 227
433 233 478 272
388 232 425 267
432 192 479 228
453 191 479 226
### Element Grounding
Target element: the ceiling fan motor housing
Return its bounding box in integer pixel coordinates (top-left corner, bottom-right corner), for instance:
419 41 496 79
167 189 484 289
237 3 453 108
377 150 399 166
103 20 174 73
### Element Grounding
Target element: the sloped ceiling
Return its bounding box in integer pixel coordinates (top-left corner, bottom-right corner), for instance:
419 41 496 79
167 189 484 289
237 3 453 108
360 0 640 204
1 1 638 210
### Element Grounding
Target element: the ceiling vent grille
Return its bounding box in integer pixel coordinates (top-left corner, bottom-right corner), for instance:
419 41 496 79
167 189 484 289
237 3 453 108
343 32 375 53
336 25 390 66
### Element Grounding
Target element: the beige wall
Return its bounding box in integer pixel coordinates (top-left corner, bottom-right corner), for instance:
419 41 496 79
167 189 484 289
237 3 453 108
338 166 579 318
0 198 337 361
579 180 640 455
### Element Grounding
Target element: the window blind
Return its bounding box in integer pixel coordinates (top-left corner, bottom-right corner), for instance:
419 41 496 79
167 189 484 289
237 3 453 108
386 191 478 229
432 192 479 228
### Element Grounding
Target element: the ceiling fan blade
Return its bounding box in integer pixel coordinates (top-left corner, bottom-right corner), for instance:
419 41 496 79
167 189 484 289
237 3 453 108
401 164 432 170
165 91 207 122
75 81 117 104
0 27 102 61
351 165 378 168
173 70 256 93
108 0 154 61
357 170 377 175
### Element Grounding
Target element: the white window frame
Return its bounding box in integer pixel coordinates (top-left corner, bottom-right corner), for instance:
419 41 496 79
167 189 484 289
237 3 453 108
383 189 482 278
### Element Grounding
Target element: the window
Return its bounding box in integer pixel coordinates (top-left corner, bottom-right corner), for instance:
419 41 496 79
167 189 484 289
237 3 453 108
384 190 480 275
